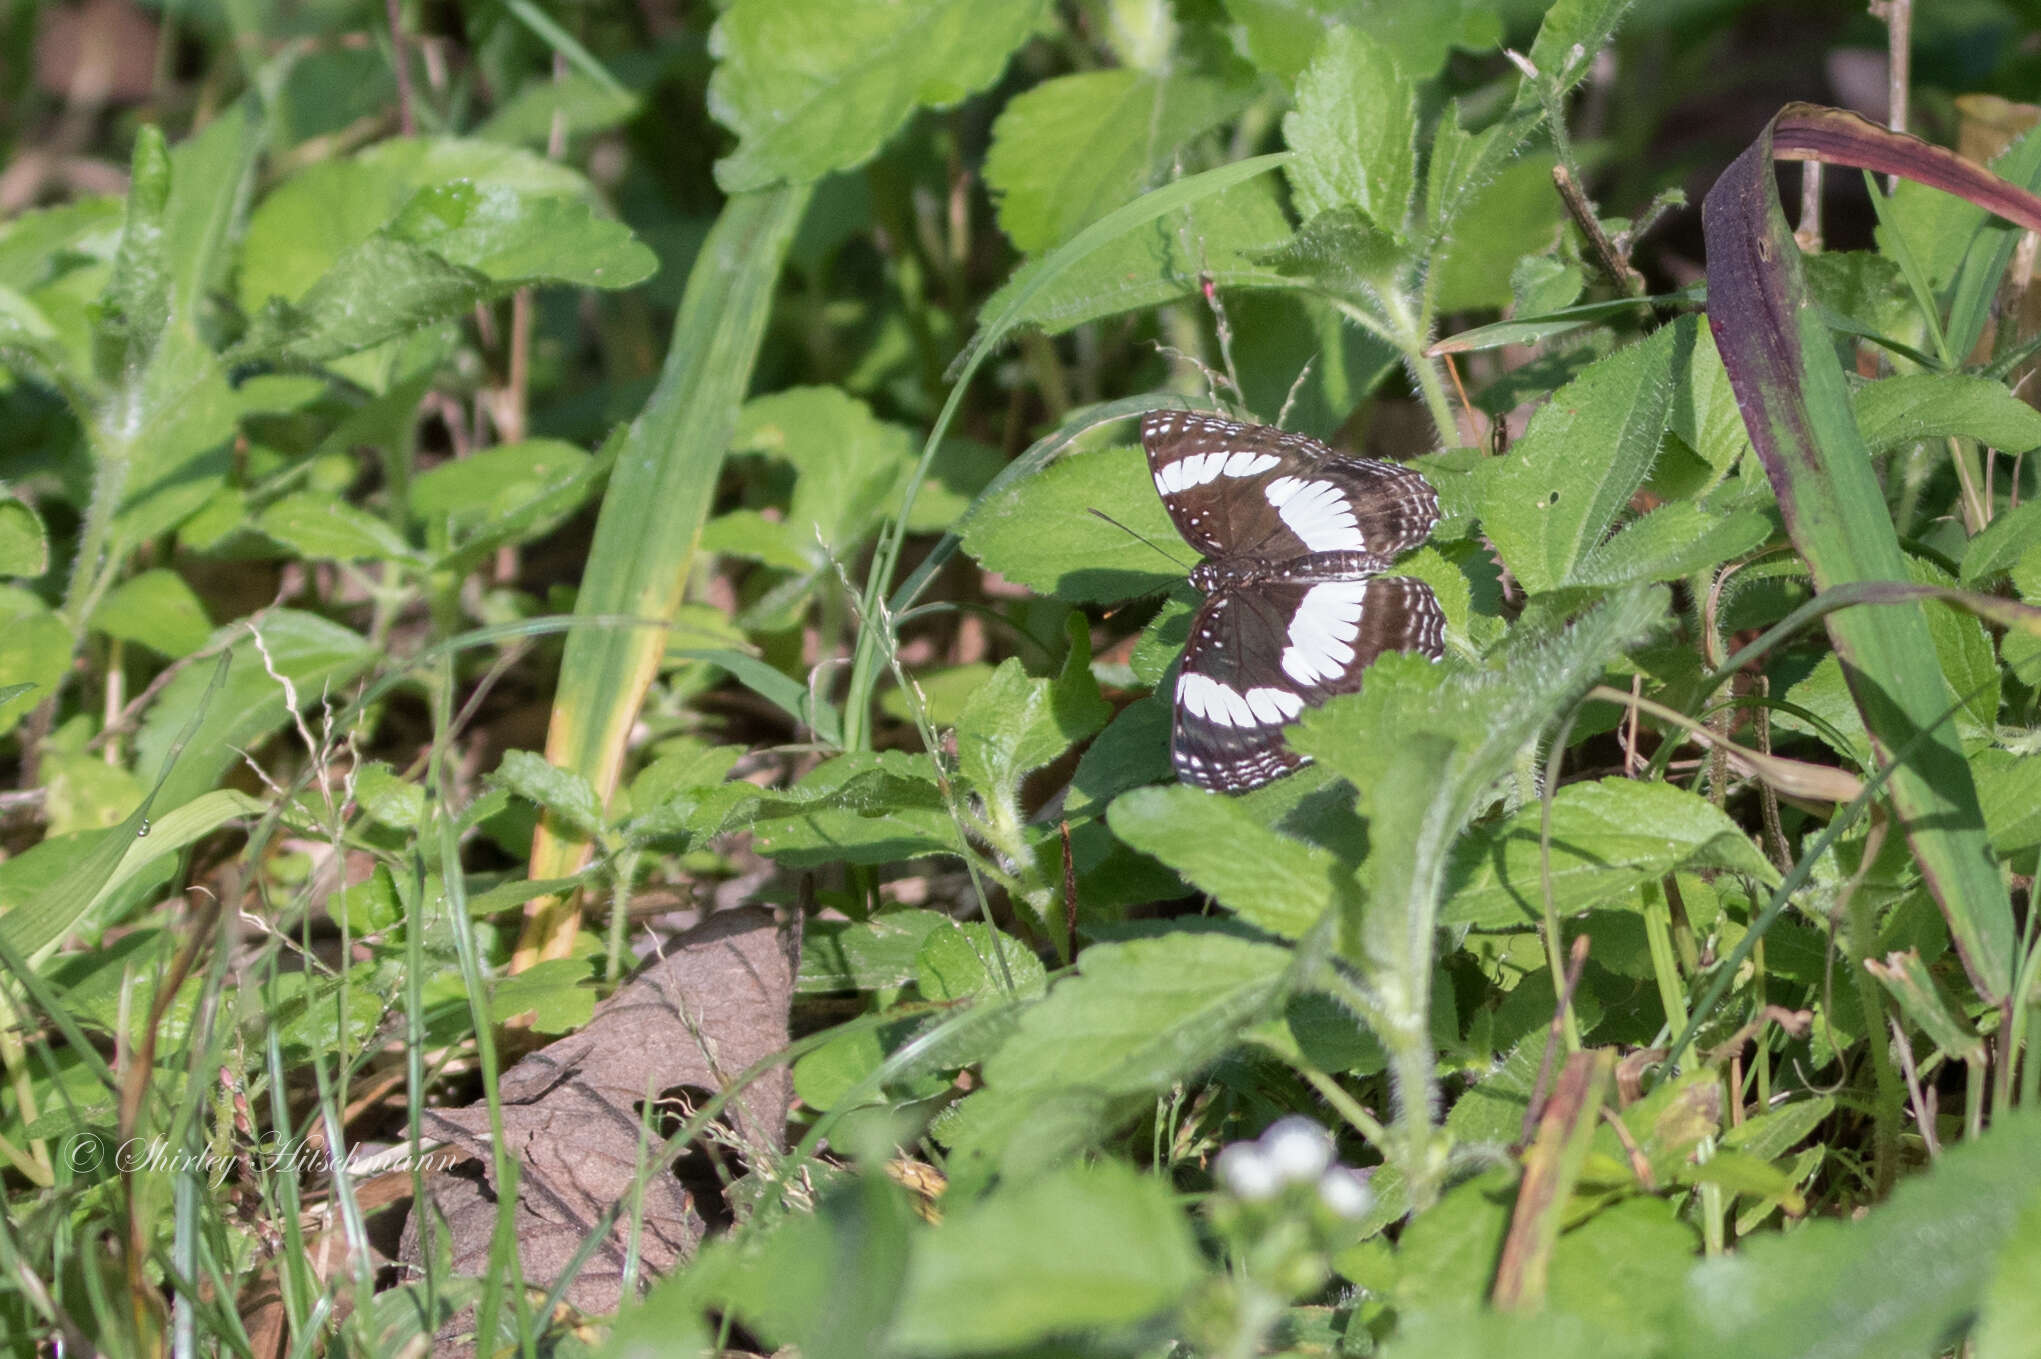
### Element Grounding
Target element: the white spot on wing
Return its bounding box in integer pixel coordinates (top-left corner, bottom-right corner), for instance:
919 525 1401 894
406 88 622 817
1282 581 1370 686
1265 476 1363 552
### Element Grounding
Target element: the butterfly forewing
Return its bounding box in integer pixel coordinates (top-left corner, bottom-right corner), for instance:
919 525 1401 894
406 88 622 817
1171 575 1445 792
1141 410 1439 563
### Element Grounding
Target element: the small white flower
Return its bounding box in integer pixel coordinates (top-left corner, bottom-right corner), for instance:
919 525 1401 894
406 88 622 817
1215 1142 1283 1201
1259 1116 1334 1184
1318 1167 1373 1220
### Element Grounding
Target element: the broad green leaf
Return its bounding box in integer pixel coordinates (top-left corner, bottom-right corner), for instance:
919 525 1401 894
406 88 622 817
238 137 598 310
410 437 591 527
1545 1197 1698 1351
684 751 955 867
801 910 950 993
913 921 1047 1002
955 637 1110 812
256 492 414 563
730 385 918 561
488 956 598 1033
1442 778 1778 930
90 568 212 657
0 497 48 577
1282 27 1416 230
428 433 614 575
1221 0 1501 83
491 750 606 839
1479 324 1678 594
1977 1186 2041 1359
1108 784 1349 938
234 184 653 366
891 1161 1202 1353
478 70 643 146
707 0 1045 192
1566 501 1773 589
982 929 1292 1097
1676 1111 2041 1359
983 176 1294 336
675 1176 913 1359
959 444 1182 603
1961 500 2041 584
1066 695 1173 817
1430 153 1564 313
986 69 1249 255
1669 321 1755 473
1973 749 2041 856
1292 587 1667 1073
0 587 74 736
1853 372 2041 456
354 762 425 831
134 609 376 810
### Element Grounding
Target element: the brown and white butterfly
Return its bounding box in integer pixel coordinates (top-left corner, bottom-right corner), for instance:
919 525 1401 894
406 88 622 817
1141 410 1444 792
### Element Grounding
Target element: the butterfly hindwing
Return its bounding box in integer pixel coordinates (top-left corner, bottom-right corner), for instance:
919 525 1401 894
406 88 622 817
1141 410 1438 564
1171 575 1444 792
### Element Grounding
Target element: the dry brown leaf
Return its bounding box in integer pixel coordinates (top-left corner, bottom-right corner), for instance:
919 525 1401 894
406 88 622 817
400 906 799 1324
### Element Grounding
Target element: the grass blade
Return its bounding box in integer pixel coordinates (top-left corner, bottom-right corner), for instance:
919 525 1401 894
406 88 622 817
518 184 813 964
1702 103 2041 1000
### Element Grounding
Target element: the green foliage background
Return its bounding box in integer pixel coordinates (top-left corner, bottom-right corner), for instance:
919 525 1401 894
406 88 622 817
2 0 2041 1354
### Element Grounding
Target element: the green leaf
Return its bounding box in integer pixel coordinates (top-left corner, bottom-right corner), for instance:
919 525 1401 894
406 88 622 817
134 610 376 811
1853 372 2041 456
955 634 1110 812
90 568 213 658
490 749 607 838
983 176 1295 336
353 762 425 831
891 1160 1202 1352
1701 104 2023 1001
1108 784 1349 938
730 385 919 561
1478 323 1678 594
1066 695 1173 817
913 921 1047 1002
1222 0 1500 84
801 910 950 993
0 587 70 736
0 497 48 578
1677 1111 2041 1359
1292 587 1667 1031
238 137 603 311
1282 27 1416 231
1566 501 1773 589
707 0 1045 192
693 750 956 867
1442 778 1779 930
987 69 1249 255
960 444 1182 603
982 929 1291 1098
1977 1183 2041 1359
489 956 599 1033
1430 153 1564 313
234 183 653 366
255 492 414 563
1974 749 2041 857
1669 320 1755 473
532 184 812 904
1961 500 2041 584
410 437 592 527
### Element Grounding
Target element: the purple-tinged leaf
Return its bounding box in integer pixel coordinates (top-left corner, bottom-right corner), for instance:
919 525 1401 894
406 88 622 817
1703 104 2024 1000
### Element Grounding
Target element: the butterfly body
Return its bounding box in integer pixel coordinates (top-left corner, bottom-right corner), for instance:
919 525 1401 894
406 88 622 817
1141 410 1445 793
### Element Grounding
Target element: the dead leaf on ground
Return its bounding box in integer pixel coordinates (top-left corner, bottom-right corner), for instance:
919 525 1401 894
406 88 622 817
398 905 800 1325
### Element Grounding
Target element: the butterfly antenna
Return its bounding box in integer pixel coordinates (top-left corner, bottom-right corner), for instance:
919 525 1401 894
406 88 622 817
1275 354 1318 431
1087 508 1190 572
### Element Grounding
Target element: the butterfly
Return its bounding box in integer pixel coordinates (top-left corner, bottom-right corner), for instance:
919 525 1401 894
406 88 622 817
1141 410 1445 792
